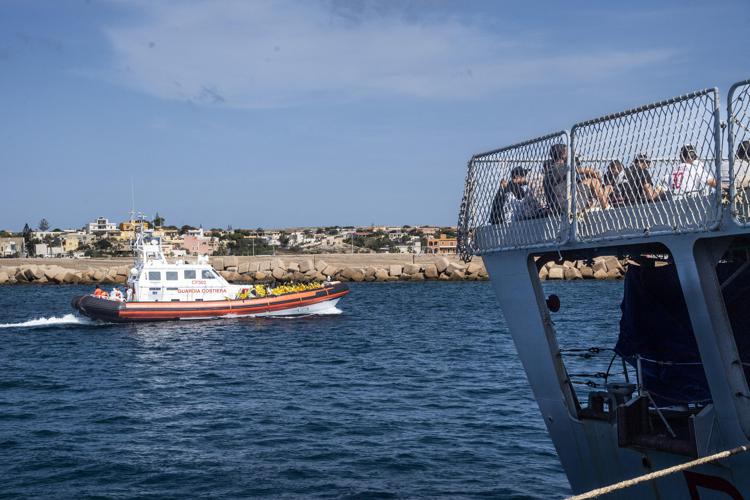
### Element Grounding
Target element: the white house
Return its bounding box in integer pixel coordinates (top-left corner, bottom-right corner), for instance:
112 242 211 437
86 217 118 235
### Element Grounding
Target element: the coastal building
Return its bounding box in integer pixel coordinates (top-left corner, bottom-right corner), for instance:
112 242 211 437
61 234 81 253
186 228 205 237
33 243 64 257
157 227 179 239
87 217 118 235
394 240 422 254
288 231 316 248
31 230 64 240
425 234 457 255
386 230 407 241
0 237 25 257
117 220 151 241
182 234 219 256
417 226 440 236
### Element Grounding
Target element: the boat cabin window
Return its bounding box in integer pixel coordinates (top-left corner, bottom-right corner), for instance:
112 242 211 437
202 270 217 280
166 271 178 281
184 270 196 279
148 271 161 281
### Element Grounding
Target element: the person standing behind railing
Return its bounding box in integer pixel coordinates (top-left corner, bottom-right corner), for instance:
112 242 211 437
661 144 716 198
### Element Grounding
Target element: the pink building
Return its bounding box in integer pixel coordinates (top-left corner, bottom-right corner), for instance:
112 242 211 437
182 235 218 255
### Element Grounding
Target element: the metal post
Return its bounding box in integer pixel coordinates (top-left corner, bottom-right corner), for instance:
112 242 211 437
636 355 642 397
727 80 750 221
568 132 577 243
711 88 724 227
672 237 750 441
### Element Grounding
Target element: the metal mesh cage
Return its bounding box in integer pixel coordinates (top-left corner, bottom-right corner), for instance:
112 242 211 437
571 89 721 241
570 89 722 243
457 132 570 260
729 80 750 225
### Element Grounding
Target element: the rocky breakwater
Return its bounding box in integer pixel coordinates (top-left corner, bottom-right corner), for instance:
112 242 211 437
0 255 629 285
539 256 627 280
209 256 490 283
0 263 130 285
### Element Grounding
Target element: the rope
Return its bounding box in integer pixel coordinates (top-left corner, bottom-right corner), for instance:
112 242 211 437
566 445 750 500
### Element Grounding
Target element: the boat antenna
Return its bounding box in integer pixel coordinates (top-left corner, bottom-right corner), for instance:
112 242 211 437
130 177 135 215
129 176 136 246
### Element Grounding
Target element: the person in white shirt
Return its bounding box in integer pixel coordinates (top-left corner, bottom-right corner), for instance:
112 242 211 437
125 287 134 302
111 287 124 301
662 144 716 198
735 140 750 188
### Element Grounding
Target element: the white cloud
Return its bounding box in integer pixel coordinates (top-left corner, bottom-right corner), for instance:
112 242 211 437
103 0 674 108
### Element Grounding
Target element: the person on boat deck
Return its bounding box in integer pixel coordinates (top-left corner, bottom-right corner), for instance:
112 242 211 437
623 153 664 204
111 287 123 302
735 140 750 189
125 287 133 302
542 144 610 213
574 155 610 210
500 166 546 223
602 160 627 205
661 144 716 198
93 285 104 298
542 143 569 216
489 177 509 224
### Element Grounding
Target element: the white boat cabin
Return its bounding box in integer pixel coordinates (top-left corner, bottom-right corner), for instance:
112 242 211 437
127 229 242 302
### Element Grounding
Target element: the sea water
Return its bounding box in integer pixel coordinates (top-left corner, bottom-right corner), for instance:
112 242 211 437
0 281 624 499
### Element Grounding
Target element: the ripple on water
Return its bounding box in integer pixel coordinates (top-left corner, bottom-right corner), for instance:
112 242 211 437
0 281 611 498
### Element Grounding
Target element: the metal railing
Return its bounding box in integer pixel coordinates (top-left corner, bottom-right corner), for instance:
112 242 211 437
458 85 733 258
729 80 750 225
571 88 722 242
457 132 570 260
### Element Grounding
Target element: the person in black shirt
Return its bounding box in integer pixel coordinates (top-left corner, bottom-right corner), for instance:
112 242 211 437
543 144 569 216
623 153 663 204
489 179 508 225
602 159 626 205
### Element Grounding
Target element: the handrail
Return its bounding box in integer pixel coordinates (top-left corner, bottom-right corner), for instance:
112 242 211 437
457 82 746 257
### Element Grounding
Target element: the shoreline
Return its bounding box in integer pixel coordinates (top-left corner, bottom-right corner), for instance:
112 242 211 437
0 254 627 285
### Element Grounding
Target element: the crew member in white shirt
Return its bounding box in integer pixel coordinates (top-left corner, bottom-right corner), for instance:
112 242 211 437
663 144 716 198
735 140 750 188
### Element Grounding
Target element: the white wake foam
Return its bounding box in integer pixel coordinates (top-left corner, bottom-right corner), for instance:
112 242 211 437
0 314 93 329
317 307 343 315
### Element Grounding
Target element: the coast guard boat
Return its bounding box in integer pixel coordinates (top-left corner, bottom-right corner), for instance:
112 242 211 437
72 224 348 322
457 79 750 498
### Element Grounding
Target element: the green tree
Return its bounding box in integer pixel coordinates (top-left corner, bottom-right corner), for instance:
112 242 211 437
38 218 49 231
153 213 165 227
95 239 112 251
22 223 32 248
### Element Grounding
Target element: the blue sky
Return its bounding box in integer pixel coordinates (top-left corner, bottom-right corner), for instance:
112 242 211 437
0 0 747 231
